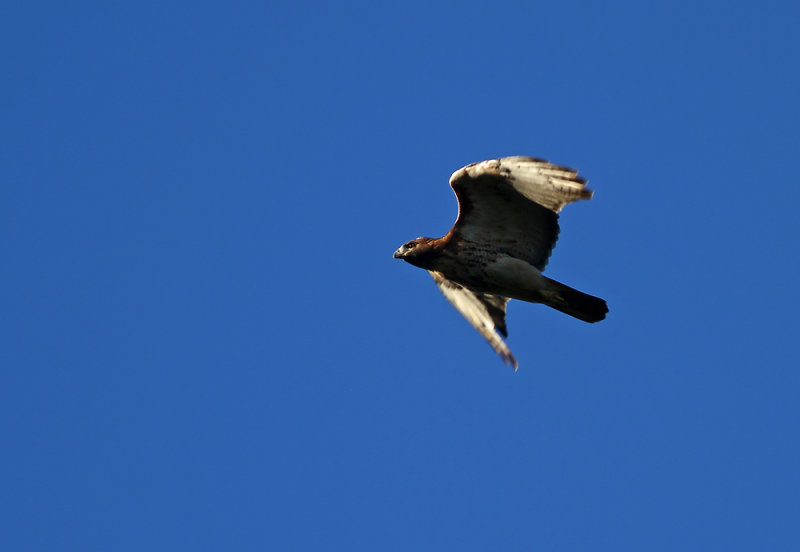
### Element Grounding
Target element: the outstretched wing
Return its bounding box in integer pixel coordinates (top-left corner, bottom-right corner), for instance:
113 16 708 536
448 156 592 270
429 270 517 370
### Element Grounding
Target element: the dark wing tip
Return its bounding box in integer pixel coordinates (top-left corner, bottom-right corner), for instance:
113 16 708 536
503 351 519 371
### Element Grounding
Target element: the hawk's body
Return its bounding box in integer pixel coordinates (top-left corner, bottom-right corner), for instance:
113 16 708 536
393 156 607 370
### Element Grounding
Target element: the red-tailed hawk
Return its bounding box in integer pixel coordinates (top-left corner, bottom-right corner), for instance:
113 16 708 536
393 156 608 370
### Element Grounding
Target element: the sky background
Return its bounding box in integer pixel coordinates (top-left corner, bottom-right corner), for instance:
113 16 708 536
2 1 800 550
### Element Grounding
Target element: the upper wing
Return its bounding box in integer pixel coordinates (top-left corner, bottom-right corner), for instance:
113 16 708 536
429 270 517 371
448 156 592 270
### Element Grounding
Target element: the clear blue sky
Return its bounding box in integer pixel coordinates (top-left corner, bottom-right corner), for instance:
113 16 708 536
3 1 799 550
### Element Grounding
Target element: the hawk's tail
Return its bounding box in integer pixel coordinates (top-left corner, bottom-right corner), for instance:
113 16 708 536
541 276 608 323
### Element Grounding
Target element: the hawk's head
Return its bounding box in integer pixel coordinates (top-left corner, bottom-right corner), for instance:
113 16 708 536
393 237 438 268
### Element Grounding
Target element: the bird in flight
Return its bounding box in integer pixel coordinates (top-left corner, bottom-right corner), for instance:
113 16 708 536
393 156 607 370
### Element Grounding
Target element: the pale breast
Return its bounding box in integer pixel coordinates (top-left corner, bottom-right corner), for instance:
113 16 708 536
431 240 500 292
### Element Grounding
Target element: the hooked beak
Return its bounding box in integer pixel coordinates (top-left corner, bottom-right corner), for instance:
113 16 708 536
393 248 403 259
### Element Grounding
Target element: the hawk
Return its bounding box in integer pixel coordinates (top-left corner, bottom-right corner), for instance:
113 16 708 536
393 156 608 370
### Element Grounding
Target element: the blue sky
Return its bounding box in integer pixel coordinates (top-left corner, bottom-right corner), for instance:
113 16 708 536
2 1 799 550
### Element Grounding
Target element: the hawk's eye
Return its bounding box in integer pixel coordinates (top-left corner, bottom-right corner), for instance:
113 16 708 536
406 241 417 249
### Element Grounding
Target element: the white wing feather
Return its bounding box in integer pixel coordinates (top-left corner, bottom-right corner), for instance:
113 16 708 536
450 156 592 213
429 270 518 371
